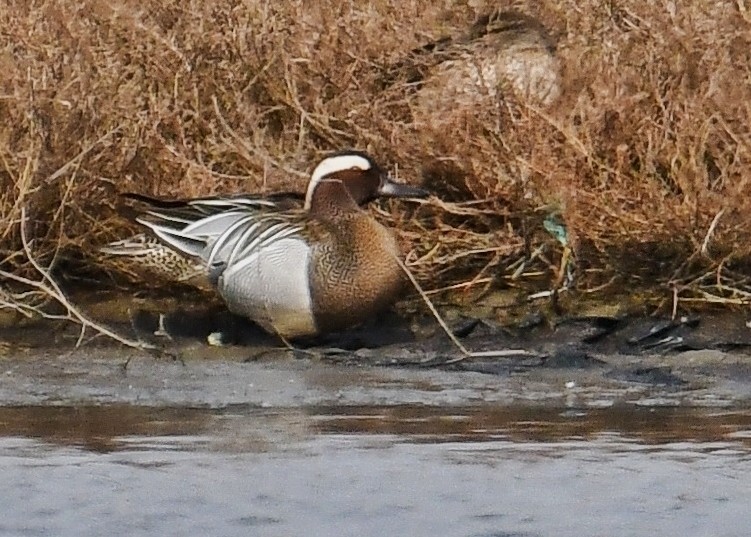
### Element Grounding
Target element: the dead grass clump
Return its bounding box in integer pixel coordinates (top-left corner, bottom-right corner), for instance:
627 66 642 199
1 0 751 325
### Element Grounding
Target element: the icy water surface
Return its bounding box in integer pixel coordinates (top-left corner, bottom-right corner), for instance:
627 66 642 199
1 404 750 537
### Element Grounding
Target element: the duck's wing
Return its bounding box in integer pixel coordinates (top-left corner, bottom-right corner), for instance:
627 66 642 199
203 213 306 283
121 191 302 254
123 191 303 220
469 10 557 52
132 193 308 284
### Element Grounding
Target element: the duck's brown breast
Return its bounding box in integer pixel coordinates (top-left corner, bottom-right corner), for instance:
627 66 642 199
309 215 405 333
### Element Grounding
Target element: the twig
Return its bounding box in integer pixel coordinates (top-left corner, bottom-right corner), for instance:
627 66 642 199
211 95 308 179
409 196 504 216
45 125 122 184
421 277 494 295
700 208 725 257
394 253 531 364
4 207 156 350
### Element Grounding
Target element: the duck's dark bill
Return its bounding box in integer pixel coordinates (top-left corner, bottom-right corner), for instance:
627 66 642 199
378 179 429 199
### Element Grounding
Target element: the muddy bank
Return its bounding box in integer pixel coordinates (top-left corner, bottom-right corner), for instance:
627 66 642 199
0 344 750 409
2 290 751 408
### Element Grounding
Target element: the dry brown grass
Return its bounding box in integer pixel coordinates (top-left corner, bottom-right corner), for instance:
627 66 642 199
2 0 751 319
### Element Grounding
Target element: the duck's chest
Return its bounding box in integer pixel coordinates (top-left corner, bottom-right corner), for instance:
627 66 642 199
309 217 404 332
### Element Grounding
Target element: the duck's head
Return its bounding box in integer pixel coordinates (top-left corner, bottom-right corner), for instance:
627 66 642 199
305 150 428 213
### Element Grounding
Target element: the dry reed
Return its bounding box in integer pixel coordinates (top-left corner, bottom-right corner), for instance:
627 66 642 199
1 0 750 326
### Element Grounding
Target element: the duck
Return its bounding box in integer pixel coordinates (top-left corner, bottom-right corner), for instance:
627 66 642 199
104 150 427 339
385 10 561 118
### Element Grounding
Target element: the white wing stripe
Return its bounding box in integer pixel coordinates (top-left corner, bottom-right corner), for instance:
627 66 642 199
226 222 303 267
229 222 287 264
206 216 260 268
226 223 275 266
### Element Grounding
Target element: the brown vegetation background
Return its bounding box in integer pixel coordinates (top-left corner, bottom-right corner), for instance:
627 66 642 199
2 0 751 313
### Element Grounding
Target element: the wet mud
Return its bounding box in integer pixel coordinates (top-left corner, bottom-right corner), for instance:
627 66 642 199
1 293 751 407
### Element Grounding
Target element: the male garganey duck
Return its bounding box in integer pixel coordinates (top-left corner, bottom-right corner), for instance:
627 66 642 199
103 151 427 340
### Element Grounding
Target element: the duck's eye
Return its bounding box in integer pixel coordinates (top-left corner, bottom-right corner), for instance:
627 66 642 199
350 166 360 171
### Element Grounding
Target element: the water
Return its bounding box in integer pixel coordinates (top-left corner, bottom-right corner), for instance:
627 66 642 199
1 404 750 537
